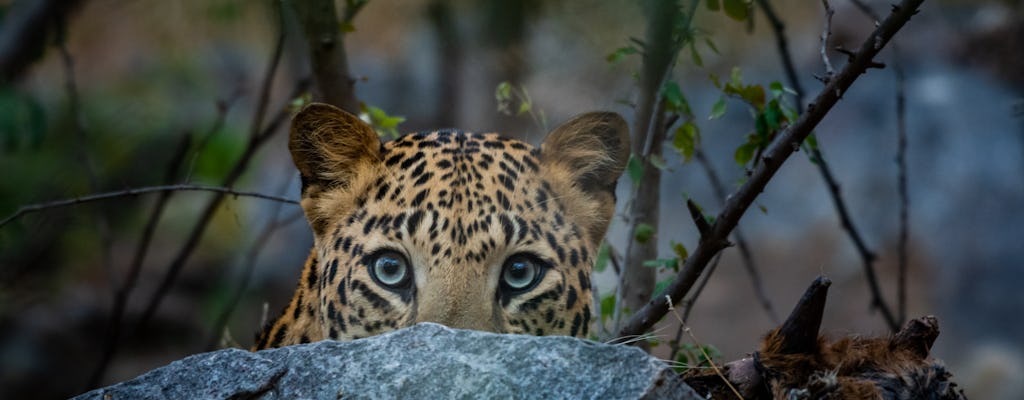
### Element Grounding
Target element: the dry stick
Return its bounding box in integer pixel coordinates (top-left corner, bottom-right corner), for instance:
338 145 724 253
757 0 899 330
819 0 836 81
667 252 723 362
618 0 924 339
85 135 192 390
0 184 299 229
134 2 302 330
694 148 780 324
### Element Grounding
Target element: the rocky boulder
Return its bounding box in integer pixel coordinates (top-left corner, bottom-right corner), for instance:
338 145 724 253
75 323 700 399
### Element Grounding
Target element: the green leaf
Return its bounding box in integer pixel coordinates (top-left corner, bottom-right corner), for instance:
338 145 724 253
769 81 785 99
672 122 699 162
671 240 689 263
704 38 720 55
606 46 638 64
662 82 687 114
642 258 678 269
734 141 757 166
649 154 668 170
723 0 750 21
339 21 356 33
708 73 722 89
517 101 531 115
705 0 720 11
600 294 616 323
764 100 783 130
594 242 610 273
634 223 655 244
495 81 512 101
743 85 766 110
626 153 644 184
804 133 819 151
709 96 727 120
689 43 703 67
730 67 743 87
652 276 674 300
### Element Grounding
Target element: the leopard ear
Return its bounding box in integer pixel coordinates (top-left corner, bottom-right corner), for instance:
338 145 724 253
539 112 630 243
289 102 380 198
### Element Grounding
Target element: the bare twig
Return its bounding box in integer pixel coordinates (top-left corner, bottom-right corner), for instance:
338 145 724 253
694 149 780 323
891 36 910 329
756 0 900 330
818 0 836 82
135 1 307 330
0 184 299 229
755 0 806 106
86 134 192 390
618 0 925 339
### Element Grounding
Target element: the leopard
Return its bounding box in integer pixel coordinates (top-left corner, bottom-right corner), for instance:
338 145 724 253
252 103 629 349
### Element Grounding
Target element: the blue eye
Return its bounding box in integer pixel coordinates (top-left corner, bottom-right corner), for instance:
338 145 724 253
501 254 544 292
370 251 410 288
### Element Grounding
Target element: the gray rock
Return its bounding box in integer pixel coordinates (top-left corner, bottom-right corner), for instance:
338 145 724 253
75 323 700 400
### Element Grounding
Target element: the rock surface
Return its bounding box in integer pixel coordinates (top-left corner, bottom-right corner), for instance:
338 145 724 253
75 323 700 399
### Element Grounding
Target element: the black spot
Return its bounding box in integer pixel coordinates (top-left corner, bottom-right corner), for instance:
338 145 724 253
411 189 430 207
338 279 347 305
483 140 505 149
270 326 288 348
327 259 339 282
292 298 303 320
407 210 424 234
578 270 591 291
300 334 311 344
375 183 392 201
352 280 393 313
569 249 580 266
545 308 555 324
400 152 425 169
566 286 578 309
306 268 317 289
410 160 427 178
546 232 566 263
570 312 582 337
414 171 434 186
384 154 403 167
418 140 440 148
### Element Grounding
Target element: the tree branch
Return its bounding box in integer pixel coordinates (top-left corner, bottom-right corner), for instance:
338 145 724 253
0 184 299 229
618 0 925 338
291 0 363 113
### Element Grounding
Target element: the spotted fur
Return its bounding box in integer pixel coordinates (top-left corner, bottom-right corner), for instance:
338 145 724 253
253 103 629 349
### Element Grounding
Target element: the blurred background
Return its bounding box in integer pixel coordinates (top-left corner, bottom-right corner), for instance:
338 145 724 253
1 0 1021 398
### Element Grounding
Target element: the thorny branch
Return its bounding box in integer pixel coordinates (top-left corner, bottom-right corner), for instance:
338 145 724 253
618 0 925 339
756 0 901 330
0 184 300 229
818 0 836 82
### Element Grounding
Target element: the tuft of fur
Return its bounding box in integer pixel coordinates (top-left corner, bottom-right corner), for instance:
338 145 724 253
539 112 629 245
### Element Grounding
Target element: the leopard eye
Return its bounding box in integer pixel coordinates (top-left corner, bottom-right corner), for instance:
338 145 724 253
369 250 411 289
501 254 545 293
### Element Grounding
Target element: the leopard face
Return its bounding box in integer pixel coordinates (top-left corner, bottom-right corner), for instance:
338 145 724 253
254 103 629 349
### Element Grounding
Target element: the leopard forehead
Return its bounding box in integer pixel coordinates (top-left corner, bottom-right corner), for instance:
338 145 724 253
327 130 589 277
313 130 595 337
